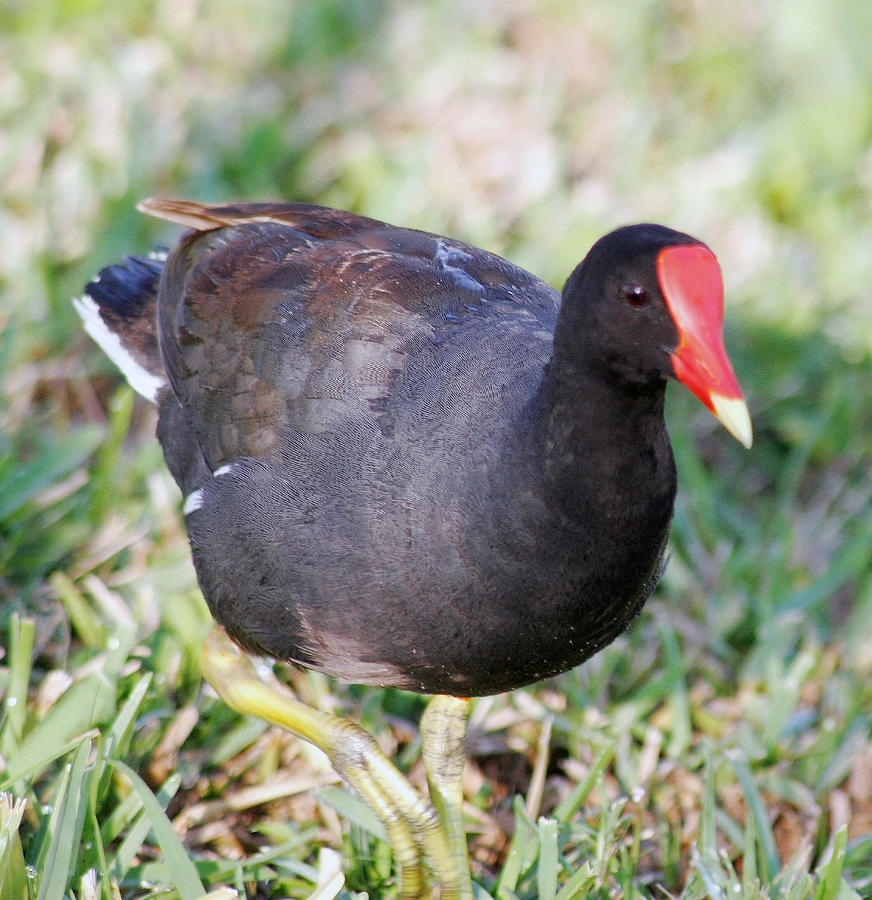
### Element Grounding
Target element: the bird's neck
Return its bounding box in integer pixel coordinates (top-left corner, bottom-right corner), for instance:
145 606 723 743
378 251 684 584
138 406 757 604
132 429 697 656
516 364 677 536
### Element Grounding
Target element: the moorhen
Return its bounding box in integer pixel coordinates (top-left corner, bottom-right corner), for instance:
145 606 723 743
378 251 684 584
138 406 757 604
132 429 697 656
76 199 751 899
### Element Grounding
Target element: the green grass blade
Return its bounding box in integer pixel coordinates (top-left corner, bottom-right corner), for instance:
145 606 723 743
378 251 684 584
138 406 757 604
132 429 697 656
85 386 135 523
0 793 29 900
553 861 597 900
496 796 539 898
109 772 181 883
536 816 559 900
658 621 691 758
0 426 103 522
813 825 851 900
3 619 138 787
728 750 780 883
107 760 204 899
35 736 95 900
51 572 108 649
95 671 153 810
552 740 617 822
0 615 35 757
316 785 387 841
699 744 717 852
99 787 147 850
742 808 759 892
1 674 115 788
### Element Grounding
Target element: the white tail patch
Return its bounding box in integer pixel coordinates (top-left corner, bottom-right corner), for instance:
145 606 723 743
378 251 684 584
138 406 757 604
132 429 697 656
73 293 165 403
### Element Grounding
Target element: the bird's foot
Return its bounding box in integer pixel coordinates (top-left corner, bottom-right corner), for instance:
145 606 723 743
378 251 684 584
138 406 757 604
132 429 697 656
199 627 473 899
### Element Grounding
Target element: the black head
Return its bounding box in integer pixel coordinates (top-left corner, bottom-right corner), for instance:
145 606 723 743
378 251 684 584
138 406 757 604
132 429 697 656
555 223 752 445
555 224 703 386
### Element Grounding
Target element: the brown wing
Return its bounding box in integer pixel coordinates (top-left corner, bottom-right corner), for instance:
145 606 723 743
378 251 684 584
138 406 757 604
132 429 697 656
146 199 559 471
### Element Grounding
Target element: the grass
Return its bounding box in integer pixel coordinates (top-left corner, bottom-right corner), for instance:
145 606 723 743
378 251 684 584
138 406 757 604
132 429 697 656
1 0 871 897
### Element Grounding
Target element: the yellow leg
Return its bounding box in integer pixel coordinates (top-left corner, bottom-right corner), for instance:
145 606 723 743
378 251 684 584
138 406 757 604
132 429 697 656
420 695 473 900
200 628 473 899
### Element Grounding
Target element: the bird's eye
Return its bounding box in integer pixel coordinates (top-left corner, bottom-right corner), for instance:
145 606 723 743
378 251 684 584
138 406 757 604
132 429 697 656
621 284 650 308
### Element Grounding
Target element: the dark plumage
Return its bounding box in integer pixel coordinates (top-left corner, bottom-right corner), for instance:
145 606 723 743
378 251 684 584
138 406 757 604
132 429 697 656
77 199 751 898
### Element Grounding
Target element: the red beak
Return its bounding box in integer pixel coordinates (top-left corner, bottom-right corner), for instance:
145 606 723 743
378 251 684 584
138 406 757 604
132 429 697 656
657 244 752 448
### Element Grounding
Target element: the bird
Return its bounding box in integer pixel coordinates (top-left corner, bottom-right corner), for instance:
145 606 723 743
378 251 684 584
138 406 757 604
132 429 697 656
76 198 751 899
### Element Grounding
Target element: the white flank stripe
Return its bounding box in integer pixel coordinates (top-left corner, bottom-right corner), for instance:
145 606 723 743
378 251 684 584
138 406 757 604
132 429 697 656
183 488 204 515
213 463 236 477
73 293 165 403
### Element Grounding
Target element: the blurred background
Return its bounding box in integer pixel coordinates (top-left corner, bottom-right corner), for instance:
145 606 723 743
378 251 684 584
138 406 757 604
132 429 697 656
1 1 870 898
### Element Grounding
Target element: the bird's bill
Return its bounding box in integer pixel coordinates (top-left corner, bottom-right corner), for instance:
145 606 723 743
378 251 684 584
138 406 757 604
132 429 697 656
657 244 753 449
709 392 753 449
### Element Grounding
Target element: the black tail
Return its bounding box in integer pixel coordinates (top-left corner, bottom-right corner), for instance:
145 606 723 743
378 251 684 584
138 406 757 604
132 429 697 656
75 252 167 402
86 253 164 322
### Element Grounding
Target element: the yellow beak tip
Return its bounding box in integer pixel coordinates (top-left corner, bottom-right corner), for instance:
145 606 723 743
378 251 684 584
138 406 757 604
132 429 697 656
710 393 753 449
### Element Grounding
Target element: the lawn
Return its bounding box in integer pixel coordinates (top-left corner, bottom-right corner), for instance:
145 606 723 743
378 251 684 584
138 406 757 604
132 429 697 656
1 1 871 898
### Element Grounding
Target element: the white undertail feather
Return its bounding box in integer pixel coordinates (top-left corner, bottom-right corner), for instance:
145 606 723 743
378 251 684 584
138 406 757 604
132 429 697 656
73 293 165 403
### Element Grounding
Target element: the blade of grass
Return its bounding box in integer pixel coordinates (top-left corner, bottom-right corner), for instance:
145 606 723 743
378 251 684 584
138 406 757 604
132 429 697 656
206 716 269 767
84 804 110 900
196 839 317 883
316 786 387 842
691 843 730 900
51 572 108 649
690 745 731 900
553 739 616 822
728 750 780 883
742 809 759 894
0 793 29 900
813 825 850 900
4 620 139 785
0 729 101 792
699 744 717 852
99 787 148 851
107 760 204 899
496 796 539 898
0 426 103 522
35 735 95 900
0 615 35 757
553 861 597 900
658 621 691 758
86 386 135 524
2 674 115 788
593 791 626 885
94 670 153 811
108 772 181 885
536 817 559 900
